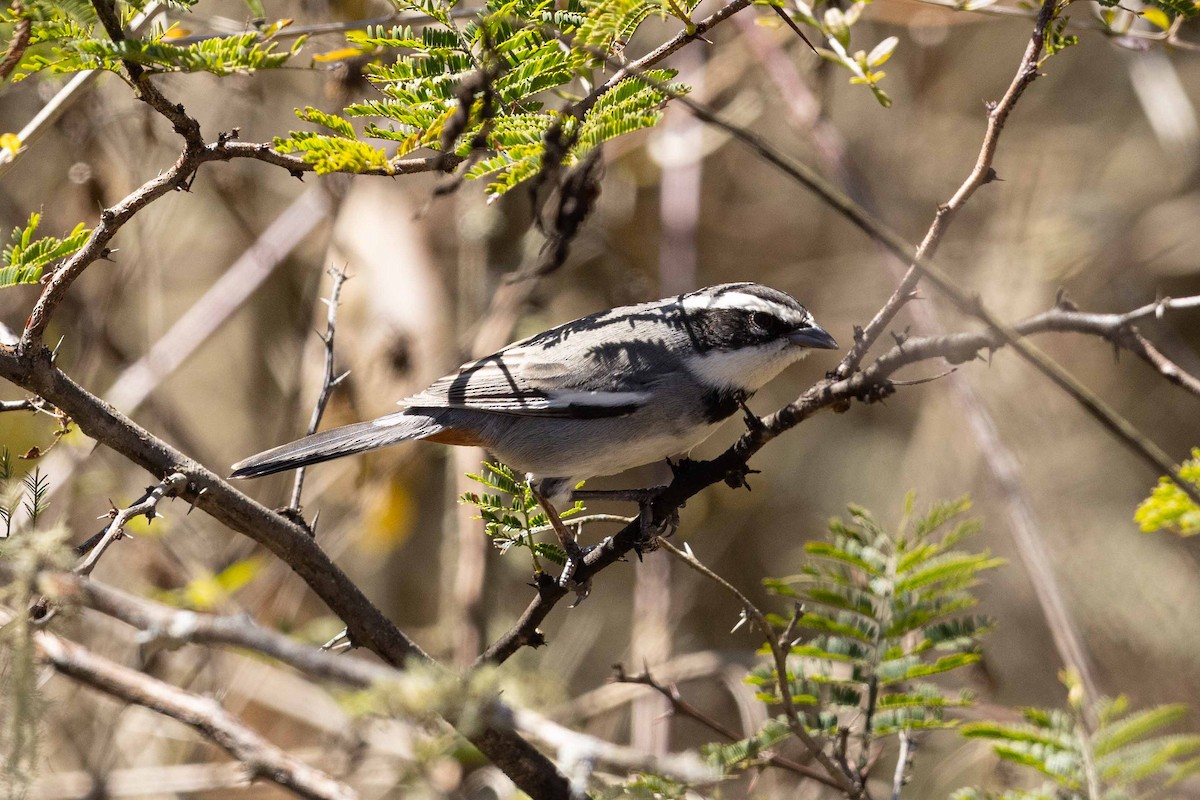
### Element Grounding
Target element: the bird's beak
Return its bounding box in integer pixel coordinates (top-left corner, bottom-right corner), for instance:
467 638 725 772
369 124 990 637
787 323 839 350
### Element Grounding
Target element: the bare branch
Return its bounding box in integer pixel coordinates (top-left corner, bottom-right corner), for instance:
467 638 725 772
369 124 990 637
75 472 187 576
289 265 352 513
28 625 357 800
834 0 1059 378
612 664 831 783
0 398 45 413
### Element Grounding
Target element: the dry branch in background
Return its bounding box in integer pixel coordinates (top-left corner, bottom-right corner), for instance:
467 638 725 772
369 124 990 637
18 620 358 800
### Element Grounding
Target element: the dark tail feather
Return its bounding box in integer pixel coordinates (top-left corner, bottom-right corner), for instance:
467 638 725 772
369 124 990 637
230 412 444 479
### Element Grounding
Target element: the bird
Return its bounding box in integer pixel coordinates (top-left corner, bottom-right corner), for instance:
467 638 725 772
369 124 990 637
231 282 837 580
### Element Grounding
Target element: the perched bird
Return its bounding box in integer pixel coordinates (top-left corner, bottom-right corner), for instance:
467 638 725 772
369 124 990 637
231 282 837 578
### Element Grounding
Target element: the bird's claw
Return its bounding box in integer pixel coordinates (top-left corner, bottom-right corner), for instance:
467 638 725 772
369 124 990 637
632 499 679 559
558 542 595 592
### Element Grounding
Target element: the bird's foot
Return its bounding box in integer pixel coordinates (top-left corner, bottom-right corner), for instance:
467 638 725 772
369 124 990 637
558 540 596 593
630 488 679 559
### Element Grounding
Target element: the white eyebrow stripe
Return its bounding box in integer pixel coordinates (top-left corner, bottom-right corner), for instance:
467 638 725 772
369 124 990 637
680 290 798 316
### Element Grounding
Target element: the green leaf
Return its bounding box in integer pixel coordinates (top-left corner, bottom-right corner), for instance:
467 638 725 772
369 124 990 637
1135 448 1200 535
1092 703 1188 757
1 213 91 288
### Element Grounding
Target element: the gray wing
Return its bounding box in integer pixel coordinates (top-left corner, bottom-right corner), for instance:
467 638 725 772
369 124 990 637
402 329 684 418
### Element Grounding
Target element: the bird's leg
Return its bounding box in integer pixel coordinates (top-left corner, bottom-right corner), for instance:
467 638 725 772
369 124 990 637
528 478 589 596
570 486 679 557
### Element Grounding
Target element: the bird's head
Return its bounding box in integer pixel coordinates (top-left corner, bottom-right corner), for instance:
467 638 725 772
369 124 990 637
679 282 838 392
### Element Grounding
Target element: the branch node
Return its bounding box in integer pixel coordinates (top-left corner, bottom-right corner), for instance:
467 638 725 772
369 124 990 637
722 461 760 491
1054 287 1079 311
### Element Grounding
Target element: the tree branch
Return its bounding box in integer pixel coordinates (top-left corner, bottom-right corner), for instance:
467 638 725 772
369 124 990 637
20 140 444 349
27 625 357 800
289 265 352 514
833 0 1059 379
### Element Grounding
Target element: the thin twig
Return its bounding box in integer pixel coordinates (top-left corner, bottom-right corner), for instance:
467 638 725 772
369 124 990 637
0 398 43 413
289 265 352 513
74 473 187 576
656 539 862 796
613 665 832 782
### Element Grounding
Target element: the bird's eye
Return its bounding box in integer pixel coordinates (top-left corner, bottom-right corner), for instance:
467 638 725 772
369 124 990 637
751 311 775 331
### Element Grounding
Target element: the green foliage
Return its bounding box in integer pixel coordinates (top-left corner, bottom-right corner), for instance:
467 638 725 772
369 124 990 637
278 0 687 195
460 461 584 568
1134 448 1200 536
5 1 303 80
1 212 91 289
701 715 792 771
0 449 51 536
1043 18 1079 59
274 112 395 175
752 494 1001 771
597 773 689 799
959 672 1200 799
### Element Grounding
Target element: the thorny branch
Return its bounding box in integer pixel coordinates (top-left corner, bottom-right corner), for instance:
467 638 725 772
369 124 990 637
833 0 1060 380
289 265 352 514
74 472 187 576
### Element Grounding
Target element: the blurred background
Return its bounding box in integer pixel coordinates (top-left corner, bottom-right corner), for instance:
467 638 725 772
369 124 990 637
3 0 1200 796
